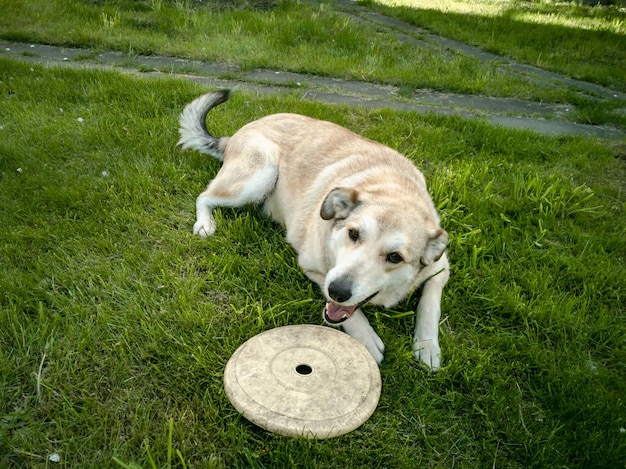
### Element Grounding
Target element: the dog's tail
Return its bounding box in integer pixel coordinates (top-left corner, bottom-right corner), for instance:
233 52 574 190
177 89 232 160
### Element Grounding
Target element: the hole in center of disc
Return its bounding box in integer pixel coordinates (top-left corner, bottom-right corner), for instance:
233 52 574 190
295 364 312 375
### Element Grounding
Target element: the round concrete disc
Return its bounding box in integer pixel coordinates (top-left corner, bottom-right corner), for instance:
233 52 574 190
223 324 381 439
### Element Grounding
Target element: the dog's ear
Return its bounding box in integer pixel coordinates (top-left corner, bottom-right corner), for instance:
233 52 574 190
320 188 359 220
420 229 448 266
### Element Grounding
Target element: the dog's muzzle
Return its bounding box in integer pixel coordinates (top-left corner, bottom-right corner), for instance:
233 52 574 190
324 291 379 324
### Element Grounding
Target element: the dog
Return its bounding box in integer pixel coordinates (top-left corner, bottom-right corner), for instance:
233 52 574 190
178 90 449 369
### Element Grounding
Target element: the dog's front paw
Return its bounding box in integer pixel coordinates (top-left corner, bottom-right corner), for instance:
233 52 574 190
413 339 441 371
356 331 385 365
342 317 385 365
193 218 215 237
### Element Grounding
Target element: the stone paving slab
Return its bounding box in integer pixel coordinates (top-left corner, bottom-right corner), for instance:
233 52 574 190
1 38 623 140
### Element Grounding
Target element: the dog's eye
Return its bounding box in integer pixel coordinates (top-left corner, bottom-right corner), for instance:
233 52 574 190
348 228 359 242
386 252 403 264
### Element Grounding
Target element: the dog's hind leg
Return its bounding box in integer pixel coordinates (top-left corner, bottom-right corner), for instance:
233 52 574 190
194 140 279 237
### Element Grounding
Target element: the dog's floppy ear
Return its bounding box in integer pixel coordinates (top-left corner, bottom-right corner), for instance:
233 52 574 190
320 188 359 220
420 229 448 266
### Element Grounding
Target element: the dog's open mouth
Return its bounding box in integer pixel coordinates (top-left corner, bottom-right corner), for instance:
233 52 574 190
324 292 379 324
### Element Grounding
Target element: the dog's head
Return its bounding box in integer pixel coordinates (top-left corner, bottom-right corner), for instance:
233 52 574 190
320 187 448 324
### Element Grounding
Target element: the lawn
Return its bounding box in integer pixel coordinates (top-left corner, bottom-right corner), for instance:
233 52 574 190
366 0 626 92
1 0 625 128
1 0 626 468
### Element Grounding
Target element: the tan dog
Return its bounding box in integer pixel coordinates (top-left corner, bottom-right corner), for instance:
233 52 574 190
178 90 449 369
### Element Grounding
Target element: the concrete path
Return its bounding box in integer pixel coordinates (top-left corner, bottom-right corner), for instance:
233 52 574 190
1 1 624 139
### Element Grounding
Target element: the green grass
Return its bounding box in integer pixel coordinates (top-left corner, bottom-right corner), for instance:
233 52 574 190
366 0 626 91
1 0 625 129
1 57 625 468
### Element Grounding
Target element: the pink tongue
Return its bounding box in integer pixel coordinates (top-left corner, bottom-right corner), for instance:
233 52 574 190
326 302 357 322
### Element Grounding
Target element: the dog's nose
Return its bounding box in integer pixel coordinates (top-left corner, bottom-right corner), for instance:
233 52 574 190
328 279 353 303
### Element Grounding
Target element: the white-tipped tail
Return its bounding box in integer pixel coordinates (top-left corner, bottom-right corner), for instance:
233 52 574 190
177 90 231 160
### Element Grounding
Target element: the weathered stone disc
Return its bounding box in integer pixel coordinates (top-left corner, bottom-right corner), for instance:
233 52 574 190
223 325 381 439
